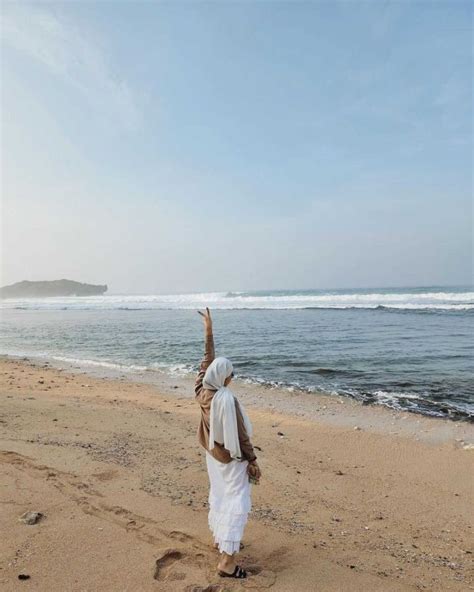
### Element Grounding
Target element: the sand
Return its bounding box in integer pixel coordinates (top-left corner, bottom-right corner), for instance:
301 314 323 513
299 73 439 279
0 356 473 592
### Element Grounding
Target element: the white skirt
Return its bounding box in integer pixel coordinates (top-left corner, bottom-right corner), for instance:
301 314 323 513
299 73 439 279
206 452 251 555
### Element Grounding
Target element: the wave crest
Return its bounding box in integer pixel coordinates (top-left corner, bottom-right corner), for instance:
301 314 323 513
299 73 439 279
2 288 472 312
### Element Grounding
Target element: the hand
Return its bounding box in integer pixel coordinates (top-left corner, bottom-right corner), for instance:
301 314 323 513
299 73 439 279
197 307 212 330
247 460 261 481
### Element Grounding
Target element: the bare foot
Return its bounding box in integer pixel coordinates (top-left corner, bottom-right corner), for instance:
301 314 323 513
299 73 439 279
217 552 237 575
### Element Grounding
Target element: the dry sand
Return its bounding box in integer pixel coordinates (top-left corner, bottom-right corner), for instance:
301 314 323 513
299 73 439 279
0 356 473 592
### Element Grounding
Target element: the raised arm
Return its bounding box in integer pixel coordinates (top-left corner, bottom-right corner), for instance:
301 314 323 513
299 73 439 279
195 307 215 397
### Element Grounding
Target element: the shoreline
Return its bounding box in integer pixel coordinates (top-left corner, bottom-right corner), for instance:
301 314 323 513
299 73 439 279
1 357 473 591
2 352 473 446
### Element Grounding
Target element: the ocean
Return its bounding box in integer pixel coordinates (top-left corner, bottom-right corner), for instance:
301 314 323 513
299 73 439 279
1 286 472 420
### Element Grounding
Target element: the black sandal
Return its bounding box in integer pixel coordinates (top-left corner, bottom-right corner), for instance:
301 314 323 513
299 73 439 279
218 565 247 579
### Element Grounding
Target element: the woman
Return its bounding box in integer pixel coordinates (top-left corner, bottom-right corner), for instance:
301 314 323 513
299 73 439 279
195 308 261 579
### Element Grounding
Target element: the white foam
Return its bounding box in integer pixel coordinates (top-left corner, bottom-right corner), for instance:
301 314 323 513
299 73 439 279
1 289 472 311
48 355 148 372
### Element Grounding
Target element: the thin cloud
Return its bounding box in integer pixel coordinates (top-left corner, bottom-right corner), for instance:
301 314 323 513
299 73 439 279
1 4 141 130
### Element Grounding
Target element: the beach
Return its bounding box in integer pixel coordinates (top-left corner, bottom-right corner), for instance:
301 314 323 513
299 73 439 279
1 356 472 592
3 0 472 589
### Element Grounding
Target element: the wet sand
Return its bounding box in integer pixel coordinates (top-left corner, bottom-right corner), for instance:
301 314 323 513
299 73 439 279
0 356 473 591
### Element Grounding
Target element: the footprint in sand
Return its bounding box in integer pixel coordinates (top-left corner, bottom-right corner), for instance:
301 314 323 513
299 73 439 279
239 565 276 589
92 469 118 481
169 530 194 543
153 548 186 581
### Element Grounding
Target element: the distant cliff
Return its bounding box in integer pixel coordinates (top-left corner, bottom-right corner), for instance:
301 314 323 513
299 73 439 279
0 280 108 298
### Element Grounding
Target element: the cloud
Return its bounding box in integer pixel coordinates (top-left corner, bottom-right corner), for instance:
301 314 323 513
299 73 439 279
1 3 141 130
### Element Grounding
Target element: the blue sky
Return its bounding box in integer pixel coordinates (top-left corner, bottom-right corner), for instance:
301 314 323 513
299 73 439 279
1 1 472 293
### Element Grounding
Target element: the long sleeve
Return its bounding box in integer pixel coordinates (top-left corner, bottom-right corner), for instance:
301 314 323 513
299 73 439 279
195 328 215 398
235 399 257 463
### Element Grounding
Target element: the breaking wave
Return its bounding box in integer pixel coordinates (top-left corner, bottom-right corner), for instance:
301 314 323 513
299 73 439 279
1 287 472 311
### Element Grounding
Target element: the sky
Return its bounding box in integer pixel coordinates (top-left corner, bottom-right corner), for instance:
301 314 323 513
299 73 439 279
1 0 472 294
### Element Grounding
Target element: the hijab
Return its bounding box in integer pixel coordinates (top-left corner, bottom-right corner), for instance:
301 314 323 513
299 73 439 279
203 356 253 460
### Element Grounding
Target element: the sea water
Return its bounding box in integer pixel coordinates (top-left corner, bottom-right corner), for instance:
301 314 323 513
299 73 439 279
1 286 472 420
